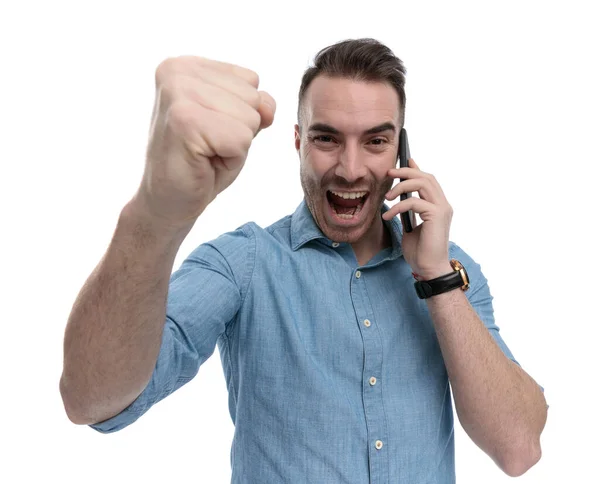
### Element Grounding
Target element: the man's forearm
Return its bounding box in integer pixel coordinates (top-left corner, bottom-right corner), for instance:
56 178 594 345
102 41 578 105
60 196 195 425
422 266 547 477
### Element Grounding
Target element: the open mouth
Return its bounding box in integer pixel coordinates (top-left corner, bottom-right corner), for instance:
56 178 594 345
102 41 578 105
326 190 369 220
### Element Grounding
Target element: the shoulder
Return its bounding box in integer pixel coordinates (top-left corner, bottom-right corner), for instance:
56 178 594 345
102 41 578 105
448 240 486 283
177 212 294 279
216 212 294 253
205 212 293 253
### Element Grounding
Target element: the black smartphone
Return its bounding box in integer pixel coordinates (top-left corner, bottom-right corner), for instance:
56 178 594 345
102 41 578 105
398 128 415 233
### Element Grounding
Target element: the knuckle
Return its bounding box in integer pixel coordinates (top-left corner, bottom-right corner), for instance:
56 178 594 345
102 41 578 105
159 77 178 102
167 101 193 129
155 57 179 85
239 124 254 152
249 89 262 110
249 108 262 132
245 69 260 88
236 123 254 153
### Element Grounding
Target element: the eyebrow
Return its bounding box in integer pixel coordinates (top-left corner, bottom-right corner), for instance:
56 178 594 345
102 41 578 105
307 122 396 136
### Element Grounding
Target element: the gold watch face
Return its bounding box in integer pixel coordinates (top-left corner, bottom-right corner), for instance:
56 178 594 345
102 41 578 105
450 259 470 289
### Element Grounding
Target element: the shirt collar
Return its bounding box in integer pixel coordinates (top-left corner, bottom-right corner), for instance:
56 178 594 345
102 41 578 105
290 199 404 259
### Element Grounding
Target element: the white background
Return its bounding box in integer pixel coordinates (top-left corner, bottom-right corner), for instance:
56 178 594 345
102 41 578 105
1 0 598 482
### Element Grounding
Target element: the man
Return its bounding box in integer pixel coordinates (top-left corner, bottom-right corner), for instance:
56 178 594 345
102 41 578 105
60 38 547 483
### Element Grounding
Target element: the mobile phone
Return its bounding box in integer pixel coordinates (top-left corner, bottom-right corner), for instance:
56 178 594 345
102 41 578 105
398 128 415 233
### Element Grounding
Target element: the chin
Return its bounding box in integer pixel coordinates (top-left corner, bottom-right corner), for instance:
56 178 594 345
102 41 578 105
322 224 369 244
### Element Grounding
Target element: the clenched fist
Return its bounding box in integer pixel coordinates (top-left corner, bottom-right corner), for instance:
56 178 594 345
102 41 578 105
132 56 276 228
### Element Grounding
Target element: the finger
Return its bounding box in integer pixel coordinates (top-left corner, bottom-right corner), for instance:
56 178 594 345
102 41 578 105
256 91 276 134
388 167 447 203
190 56 260 88
169 75 262 134
408 157 419 169
387 167 422 179
385 178 422 200
157 56 260 89
170 101 253 161
159 67 262 111
386 177 441 205
196 67 263 109
399 160 446 196
382 196 434 221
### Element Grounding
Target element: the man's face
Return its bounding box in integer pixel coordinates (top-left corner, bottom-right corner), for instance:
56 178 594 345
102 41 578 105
295 75 401 244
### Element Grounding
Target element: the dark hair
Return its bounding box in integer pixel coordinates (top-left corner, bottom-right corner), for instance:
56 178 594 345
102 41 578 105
297 38 407 132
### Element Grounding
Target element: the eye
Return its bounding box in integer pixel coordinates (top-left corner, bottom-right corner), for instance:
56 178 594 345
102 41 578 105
313 135 336 143
369 138 387 145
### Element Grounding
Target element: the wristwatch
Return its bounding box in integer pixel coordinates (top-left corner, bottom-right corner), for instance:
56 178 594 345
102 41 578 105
414 259 470 299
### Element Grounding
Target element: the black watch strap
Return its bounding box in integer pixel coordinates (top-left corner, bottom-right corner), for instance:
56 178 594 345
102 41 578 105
414 259 470 299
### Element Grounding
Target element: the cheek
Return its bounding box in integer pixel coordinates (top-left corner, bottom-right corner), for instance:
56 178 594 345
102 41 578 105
371 164 394 186
300 161 322 194
302 152 333 180
382 176 394 194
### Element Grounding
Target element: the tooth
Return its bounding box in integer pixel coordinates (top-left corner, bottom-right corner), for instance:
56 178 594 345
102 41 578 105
332 192 367 199
331 190 367 199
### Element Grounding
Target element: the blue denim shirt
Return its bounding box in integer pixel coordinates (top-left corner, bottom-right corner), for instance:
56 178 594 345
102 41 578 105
90 200 524 483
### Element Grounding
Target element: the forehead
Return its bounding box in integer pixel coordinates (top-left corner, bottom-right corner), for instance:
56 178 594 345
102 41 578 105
303 75 400 131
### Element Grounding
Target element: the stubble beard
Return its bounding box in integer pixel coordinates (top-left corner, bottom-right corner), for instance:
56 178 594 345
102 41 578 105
300 165 393 244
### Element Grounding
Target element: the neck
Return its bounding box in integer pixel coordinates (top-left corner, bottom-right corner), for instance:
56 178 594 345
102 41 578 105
351 216 392 266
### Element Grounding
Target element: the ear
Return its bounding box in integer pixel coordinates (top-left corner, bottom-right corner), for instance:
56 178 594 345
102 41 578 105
294 124 301 153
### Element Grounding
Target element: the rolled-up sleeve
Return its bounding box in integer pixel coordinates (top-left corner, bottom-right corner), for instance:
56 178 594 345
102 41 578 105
89 224 255 433
449 242 544 393
449 242 518 364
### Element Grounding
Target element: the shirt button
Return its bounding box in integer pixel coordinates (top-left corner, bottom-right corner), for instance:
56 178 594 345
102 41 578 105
363 319 371 327
375 440 383 450
369 376 377 386
355 270 362 278
332 242 340 247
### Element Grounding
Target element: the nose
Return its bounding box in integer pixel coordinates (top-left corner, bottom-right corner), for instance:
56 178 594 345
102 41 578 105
334 144 368 183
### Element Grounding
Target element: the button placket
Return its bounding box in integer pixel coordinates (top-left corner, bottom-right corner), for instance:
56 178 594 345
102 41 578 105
351 266 389 482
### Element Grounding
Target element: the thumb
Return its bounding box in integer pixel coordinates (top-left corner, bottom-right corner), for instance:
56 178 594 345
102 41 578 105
255 91 276 136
